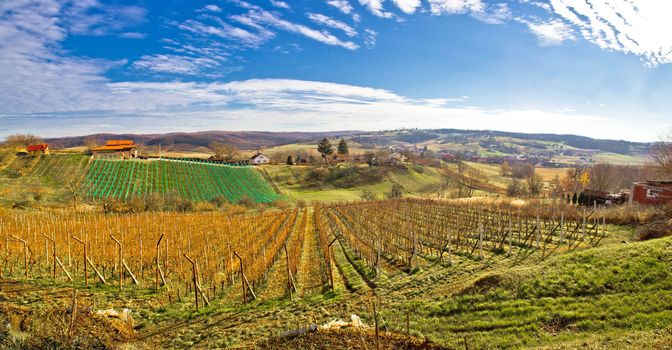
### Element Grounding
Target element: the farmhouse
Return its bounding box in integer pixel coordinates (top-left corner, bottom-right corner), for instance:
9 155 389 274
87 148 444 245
27 144 50 155
250 152 270 165
629 180 672 205
92 140 138 159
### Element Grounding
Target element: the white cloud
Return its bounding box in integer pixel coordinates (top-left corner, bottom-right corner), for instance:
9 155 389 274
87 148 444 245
359 0 395 18
327 0 353 14
428 0 485 15
63 1 146 36
391 0 421 14
549 0 672 65
364 28 377 48
527 19 576 46
472 3 511 24
132 54 221 75
270 0 291 9
179 18 274 48
119 32 146 39
232 9 359 49
203 4 222 12
307 13 357 37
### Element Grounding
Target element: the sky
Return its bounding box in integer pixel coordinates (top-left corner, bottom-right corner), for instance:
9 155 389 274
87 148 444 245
0 0 671 142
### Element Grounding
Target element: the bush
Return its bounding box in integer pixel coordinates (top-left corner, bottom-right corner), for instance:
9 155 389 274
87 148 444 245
210 194 228 208
237 195 254 207
386 183 403 199
360 188 376 201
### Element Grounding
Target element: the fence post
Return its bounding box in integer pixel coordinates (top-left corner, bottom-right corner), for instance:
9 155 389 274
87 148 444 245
10 235 28 279
110 235 123 289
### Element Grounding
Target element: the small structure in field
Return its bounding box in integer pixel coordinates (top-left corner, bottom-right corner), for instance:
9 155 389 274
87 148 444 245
250 152 270 165
92 140 138 159
27 144 50 155
629 180 672 205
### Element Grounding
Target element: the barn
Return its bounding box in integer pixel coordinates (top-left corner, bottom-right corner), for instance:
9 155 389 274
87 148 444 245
250 153 270 165
92 140 138 159
629 180 672 205
27 144 50 155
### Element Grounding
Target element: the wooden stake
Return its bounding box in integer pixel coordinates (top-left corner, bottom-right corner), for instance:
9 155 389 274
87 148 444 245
10 235 28 279
72 236 87 287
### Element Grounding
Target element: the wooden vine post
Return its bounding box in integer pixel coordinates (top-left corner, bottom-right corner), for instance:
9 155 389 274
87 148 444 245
184 254 199 309
155 234 166 290
41 233 57 281
110 235 124 289
10 235 28 279
72 236 88 287
327 235 341 291
283 243 297 301
233 250 256 303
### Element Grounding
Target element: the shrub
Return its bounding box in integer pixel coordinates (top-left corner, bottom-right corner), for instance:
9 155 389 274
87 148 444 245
360 188 376 201
386 183 403 199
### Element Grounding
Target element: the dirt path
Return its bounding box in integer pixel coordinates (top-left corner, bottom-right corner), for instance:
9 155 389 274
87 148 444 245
296 208 325 296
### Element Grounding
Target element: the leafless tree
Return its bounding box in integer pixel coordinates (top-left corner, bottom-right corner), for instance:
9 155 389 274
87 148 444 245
588 162 617 192
652 134 672 177
4 134 43 148
209 142 239 161
526 174 544 197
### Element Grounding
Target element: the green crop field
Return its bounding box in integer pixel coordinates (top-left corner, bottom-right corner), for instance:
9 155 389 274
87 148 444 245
82 158 282 203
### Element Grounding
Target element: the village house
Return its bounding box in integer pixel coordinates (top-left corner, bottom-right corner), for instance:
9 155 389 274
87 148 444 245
27 144 50 155
92 140 138 159
388 152 407 165
250 152 270 165
629 180 672 205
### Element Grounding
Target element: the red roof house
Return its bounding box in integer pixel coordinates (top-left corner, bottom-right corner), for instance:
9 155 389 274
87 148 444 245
27 144 50 154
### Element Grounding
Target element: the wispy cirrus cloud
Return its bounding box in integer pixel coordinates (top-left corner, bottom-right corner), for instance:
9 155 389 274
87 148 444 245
232 8 359 49
307 13 357 37
548 0 672 66
131 54 222 75
326 0 353 14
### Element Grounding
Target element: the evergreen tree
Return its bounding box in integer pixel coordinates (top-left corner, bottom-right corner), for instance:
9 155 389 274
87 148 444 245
337 138 349 155
317 138 334 160
286 155 294 165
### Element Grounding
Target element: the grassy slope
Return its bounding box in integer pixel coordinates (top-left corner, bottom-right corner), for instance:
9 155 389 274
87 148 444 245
378 235 672 349
264 164 445 203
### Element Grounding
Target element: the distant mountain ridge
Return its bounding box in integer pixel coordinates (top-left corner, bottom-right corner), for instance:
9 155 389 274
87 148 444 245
44 129 652 155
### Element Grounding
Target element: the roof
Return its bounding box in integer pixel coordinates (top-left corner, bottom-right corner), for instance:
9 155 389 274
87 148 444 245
105 140 135 146
93 145 137 152
27 144 49 151
634 180 672 188
250 153 268 160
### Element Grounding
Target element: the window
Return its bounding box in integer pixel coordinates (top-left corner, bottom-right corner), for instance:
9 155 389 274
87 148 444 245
646 188 662 199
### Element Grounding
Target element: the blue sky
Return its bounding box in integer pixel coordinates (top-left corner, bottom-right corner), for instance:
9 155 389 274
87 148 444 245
1 0 671 141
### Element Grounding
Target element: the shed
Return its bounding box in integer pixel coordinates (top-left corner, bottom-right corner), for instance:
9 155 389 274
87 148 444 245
629 180 672 205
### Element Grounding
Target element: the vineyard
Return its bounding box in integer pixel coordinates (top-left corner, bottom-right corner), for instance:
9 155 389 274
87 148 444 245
1 198 670 349
81 159 282 203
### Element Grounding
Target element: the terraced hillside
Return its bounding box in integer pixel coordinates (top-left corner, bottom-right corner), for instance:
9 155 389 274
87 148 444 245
82 158 282 203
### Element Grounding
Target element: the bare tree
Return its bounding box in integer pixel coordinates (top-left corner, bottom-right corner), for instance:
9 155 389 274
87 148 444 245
652 134 672 177
209 142 239 161
588 162 617 191
526 174 544 197
4 134 43 148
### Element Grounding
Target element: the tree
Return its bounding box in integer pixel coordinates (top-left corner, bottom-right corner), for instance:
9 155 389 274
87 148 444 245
500 161 512 177
360 188 376 201
652 134 672 177
209 142 239 161
84 136 98 155
317 138 334 161
386 183 403 199
549 175 564 197
526 174 544 197
511 162 535 179
506 178 527 197
286 155 294 165
588 163 617 192
4 134 43 149
337 138 349 155
364 151 376 165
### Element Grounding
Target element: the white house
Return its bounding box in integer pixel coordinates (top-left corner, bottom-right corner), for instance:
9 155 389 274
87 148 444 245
250 153 270 165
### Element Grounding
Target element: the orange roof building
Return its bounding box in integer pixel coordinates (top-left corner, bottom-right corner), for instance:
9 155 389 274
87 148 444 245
92 140 138 159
